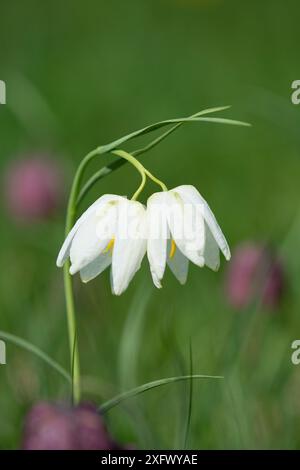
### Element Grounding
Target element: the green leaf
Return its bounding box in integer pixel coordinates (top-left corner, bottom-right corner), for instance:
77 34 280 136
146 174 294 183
0 330 71 384
183 341 193 449
99 374 223 413
196 117 251 126
98 111 249 154
76 106 248 206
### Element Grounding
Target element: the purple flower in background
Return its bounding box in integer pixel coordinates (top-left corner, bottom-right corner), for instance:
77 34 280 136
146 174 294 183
4 155 63 222
225 242 285 310
22 402 122 450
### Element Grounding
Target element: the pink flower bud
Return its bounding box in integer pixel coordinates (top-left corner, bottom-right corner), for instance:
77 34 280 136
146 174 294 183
4 155 63 222
22 402 119 450
225 242 285 310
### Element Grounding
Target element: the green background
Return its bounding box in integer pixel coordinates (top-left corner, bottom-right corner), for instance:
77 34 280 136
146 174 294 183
0 0 300 449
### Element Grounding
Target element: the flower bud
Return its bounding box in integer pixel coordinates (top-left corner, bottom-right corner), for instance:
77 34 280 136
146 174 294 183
225 242 285 310
22 402 117 450
4 155 63 222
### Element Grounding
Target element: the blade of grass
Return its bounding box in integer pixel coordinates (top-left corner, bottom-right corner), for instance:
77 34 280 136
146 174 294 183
99 112 249 154
183 341 193 449
76 106 245 206
99 374 223 414
195 117 251 126
0 330 71 384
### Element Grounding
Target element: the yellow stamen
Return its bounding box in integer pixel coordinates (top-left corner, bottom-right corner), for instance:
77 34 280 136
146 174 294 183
103 237 115 253
169 239 176 259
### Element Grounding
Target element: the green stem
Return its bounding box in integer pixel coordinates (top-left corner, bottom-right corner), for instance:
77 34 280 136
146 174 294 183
76 109 212 206
144 168 168 192
111 149 147 200
63 147 101 405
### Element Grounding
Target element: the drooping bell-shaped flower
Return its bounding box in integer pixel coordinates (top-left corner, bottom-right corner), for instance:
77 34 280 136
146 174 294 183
146 185 230 288
57 195 147 295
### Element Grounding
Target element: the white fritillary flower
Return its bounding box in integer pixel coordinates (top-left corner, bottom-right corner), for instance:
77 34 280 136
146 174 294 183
56 195 147 295
146 185 231 288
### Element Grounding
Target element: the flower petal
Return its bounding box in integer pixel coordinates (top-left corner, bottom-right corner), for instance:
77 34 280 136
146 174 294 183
203 222 220 271
174 185 230 260
167 240 189 284
56 194 123 267
166 191 205 267
111 201 147 295
69 199 119 275
80 251 112 283
146 193 169 289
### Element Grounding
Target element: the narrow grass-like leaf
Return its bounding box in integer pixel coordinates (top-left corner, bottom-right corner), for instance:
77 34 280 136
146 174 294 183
76 106 243 206
99 374 223 414
183 341 193 449
98 114 250 154
132 107 232 158
196 117 251 126
0 330 71 384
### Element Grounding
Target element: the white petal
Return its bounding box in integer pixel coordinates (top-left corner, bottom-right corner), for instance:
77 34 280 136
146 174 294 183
167 240 189 284
56 194 123 267
174 185 231 260
69 200 119 275
203 222 220 271
166 191 205 267
146 193 169 289
111 201 147 295
80 251 112 283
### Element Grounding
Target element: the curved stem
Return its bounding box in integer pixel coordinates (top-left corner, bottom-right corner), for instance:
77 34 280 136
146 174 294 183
63 147 147 403
144 169 168 192
111 149 147 200
63 147 101 405
76 110 209 206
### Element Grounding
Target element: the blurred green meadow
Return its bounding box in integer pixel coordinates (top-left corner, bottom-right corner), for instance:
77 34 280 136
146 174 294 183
1 0 300 449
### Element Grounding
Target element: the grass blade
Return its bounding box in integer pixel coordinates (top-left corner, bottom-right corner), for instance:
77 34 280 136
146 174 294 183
183 341 193 449
99 113 250 154
76 106 243 206
196 117 251 126
99 374 223 414
0 330 71 384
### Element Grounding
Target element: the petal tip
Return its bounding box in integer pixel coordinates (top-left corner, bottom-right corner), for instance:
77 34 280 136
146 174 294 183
69 265 78 275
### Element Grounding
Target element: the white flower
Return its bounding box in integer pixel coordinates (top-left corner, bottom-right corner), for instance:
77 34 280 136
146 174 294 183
146 185 231 288
56 195 147 295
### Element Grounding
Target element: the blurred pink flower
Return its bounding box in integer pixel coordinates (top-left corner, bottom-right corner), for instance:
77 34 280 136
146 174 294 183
22 402 122 450
225 242 285 310
4 155 63 222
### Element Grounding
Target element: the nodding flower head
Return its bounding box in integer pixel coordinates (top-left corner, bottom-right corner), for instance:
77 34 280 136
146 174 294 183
57 194 147 296
146 185 230 288
57 184 230 294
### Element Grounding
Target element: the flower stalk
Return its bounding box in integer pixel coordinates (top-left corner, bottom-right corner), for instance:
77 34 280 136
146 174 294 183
63 148 101 405
59 107 250 404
